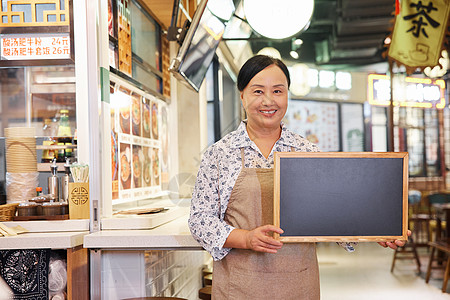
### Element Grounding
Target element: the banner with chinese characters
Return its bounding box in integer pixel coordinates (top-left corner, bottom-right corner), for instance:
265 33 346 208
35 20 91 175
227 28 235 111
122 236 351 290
388 0 450 73
0 0 73 66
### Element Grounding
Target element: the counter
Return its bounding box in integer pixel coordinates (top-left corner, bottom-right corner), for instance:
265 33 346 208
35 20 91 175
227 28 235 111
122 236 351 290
100 204 188 230
84 211 201 250
2 219 89 233
0 229 90 299
0 230 87 250
84 210 206 300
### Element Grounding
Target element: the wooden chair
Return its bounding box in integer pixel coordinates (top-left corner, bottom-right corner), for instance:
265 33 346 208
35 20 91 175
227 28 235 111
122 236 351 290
425 194 450 293
391 190 422 273
410 190 432 248
391 236 421 273
425 238 450 293
427 192 450 241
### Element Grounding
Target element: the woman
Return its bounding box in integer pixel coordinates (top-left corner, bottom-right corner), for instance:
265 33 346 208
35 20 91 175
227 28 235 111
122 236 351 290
189 55 406 299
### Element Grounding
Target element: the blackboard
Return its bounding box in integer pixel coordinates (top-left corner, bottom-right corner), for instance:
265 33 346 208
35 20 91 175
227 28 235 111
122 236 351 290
273 152 408 242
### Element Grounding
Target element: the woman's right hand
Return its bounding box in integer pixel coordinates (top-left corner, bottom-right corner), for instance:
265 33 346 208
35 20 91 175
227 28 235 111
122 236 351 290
224 225 284 253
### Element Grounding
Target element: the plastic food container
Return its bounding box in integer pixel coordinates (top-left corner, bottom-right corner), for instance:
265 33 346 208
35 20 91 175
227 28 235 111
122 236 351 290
17 202 38 216
59 202 69 215
41 202 62 216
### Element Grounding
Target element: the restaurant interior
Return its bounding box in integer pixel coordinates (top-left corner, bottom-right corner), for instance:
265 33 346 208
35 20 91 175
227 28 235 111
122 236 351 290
0 0 449 299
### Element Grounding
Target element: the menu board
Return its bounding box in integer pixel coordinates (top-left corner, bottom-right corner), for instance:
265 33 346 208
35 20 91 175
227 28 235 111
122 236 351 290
0 0 74 66
110 82 167 202
284 100 339 151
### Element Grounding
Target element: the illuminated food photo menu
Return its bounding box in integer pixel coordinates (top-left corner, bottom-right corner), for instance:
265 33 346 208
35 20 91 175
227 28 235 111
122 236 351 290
110 83 167 203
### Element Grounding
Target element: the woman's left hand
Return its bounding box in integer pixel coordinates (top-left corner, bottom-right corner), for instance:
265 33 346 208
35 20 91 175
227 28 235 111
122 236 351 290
377 230 412 250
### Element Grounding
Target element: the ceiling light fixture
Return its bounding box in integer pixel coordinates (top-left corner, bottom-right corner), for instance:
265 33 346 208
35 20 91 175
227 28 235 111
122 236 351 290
290 50 299 59
243 0 314 40
257 47 282 59
293 39 303 46
290 38 303 59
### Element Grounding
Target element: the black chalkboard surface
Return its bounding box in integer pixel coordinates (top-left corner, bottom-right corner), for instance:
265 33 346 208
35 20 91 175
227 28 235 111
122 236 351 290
273 152 408 242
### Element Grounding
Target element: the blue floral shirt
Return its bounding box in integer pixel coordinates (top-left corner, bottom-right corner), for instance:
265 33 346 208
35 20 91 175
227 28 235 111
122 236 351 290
188 121 355 261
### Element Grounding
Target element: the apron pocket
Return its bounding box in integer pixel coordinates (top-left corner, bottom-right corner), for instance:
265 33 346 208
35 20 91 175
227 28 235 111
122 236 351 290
228 265 319 300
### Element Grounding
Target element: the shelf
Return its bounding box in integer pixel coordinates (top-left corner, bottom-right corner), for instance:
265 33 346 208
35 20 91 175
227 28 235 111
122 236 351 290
13 214 69 221
38 162 68 172
36 144 77 150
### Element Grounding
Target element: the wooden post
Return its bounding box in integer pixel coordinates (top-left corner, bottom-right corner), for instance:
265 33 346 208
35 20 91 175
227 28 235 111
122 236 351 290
387 61 395 152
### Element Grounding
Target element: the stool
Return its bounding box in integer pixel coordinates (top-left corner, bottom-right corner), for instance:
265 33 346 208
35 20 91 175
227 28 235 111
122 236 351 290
199 286 212 300
123 297 187 300
203 273 213 286
202 267 213 277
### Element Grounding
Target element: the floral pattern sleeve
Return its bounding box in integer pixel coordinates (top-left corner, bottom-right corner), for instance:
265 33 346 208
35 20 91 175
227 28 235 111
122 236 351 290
188 146 235 261
188 121 356 260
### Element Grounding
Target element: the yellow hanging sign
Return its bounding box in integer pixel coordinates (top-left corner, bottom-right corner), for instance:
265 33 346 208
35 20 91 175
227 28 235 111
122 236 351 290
388 0 450 72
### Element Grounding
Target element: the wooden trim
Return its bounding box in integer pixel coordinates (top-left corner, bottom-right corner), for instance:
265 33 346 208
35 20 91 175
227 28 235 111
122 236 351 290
278 235 405 243
66 245 89 300
403 152 409 239
274 153 281 238
273 151 409 242
274 151 408 159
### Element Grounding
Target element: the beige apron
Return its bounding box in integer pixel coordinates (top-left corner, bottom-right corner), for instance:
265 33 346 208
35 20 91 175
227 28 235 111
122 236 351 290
212 148 320 300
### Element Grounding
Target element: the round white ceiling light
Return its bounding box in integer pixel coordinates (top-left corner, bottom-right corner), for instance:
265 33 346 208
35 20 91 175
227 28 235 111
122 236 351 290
243 0 314 40
257 47 282 59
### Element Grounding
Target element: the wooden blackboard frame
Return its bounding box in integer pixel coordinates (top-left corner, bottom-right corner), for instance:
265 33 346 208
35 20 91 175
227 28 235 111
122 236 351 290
273 152 409 242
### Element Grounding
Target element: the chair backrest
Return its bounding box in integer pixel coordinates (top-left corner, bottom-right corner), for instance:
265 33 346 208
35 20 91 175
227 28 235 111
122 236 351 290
427 193 450 205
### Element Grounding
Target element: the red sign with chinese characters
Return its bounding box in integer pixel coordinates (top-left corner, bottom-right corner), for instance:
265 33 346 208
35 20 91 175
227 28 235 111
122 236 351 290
0 33 71 60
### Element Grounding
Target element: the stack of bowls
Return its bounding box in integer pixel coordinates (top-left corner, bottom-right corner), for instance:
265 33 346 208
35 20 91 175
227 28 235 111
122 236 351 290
5 127 38 203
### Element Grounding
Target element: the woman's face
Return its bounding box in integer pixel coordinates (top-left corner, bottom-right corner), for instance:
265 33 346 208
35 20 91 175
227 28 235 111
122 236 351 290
240 64 288 131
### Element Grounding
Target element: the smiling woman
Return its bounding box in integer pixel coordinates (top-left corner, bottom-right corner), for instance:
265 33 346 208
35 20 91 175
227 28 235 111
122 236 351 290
189 55 408 300
237 55 290 158
189 55 322 299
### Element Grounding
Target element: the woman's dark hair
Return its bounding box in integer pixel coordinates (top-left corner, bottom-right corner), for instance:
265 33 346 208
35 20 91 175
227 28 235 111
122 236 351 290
237 55 291 91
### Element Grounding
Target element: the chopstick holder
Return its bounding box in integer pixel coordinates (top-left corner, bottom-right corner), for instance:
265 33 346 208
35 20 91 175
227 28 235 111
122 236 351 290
68 182 90 219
